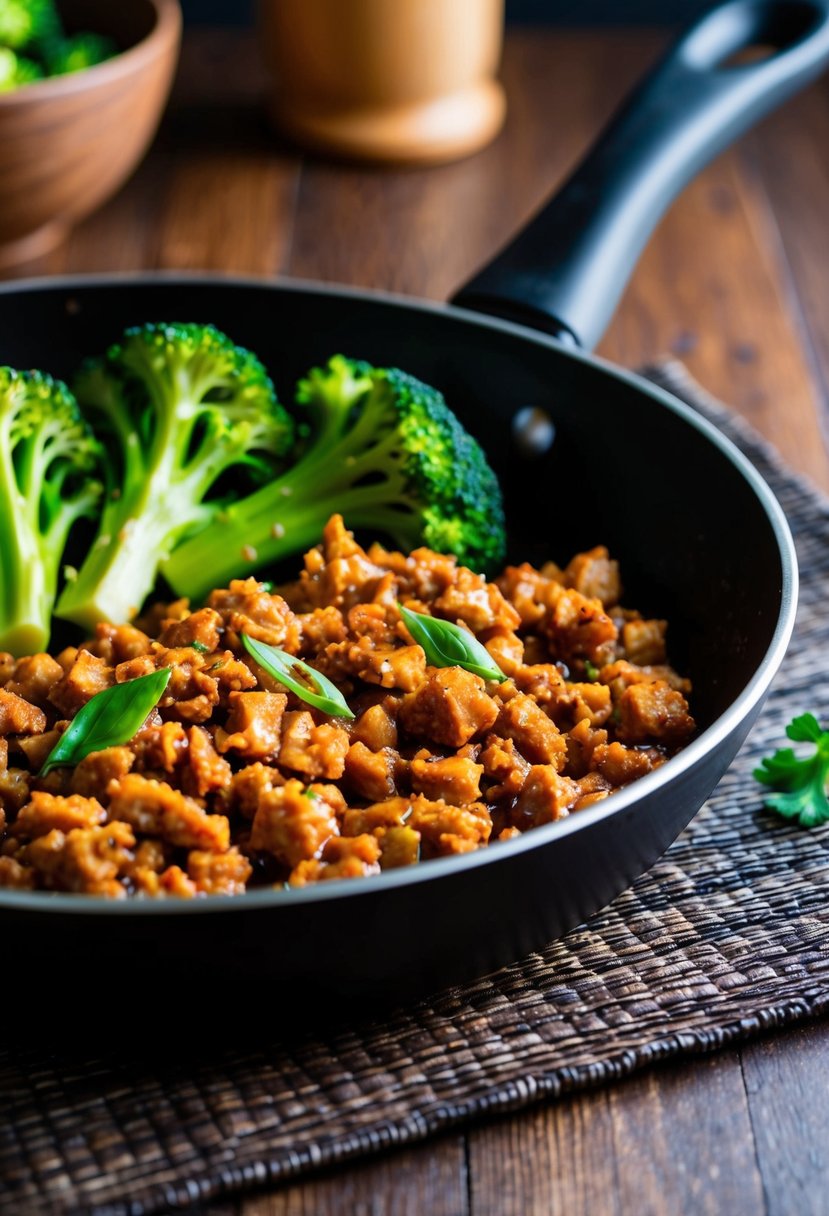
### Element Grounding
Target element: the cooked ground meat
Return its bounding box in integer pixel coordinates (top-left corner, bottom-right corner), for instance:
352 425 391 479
0 515 695 897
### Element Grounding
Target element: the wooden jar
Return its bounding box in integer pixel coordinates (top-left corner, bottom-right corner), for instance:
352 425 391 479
258 0 506 165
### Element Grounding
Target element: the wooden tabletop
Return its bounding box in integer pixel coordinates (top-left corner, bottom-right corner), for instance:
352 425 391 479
7 26 829 1216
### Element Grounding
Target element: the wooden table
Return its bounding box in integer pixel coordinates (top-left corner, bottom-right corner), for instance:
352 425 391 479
7 27 829 1216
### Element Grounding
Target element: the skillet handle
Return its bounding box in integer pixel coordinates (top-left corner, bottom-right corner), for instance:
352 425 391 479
452 0 829 350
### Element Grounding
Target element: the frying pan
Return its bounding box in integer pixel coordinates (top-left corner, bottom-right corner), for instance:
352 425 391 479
1 0 826 1016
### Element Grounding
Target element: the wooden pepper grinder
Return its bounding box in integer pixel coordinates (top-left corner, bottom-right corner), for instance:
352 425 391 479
257 0 506 165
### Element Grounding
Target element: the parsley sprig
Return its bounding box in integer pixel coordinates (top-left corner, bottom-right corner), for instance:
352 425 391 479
754 713 829 828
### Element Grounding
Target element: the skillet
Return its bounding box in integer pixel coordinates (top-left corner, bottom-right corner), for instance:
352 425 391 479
0 0 826 1014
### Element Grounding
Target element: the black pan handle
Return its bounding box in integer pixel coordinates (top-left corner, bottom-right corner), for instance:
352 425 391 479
453 0 829 350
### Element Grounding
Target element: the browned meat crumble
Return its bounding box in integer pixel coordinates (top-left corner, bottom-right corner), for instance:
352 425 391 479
0 515 694 897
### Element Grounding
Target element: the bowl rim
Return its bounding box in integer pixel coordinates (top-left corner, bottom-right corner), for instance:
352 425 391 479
0 0 181 106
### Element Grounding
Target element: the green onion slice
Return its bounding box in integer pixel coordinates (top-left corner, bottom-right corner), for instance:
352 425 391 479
40 668 172 776
241 633 355 719
397 603 506 683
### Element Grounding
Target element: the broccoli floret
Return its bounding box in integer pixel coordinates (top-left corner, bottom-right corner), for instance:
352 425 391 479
46 31 116 76
0 0 61 52
0 0 116 84
164 355 506 600
55 323 295 630
0 368 102 655
0 46 44 90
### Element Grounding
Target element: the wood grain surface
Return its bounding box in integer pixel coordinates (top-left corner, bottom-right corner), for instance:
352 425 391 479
5 26 829 1216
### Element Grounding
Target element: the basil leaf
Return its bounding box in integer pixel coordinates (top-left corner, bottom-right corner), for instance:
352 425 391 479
241 633 355 719
397 603 506 682
40 668 172 776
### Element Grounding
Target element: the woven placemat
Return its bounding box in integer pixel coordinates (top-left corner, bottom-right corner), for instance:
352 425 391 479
3 363 829 1216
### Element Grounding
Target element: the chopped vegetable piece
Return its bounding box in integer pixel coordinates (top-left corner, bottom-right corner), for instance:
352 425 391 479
40 668 172 776
397 603 506 683
754 712 829 828
241 633 355 719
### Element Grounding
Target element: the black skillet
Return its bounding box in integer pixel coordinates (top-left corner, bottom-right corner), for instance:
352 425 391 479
1 0 827 1015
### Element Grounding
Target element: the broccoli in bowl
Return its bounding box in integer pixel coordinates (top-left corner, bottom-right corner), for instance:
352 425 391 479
0 0 116 92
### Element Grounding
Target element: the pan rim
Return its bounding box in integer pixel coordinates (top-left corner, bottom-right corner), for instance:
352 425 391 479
0 270 799 916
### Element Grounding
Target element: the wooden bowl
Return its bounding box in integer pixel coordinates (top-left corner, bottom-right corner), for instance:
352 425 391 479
0 0 181 269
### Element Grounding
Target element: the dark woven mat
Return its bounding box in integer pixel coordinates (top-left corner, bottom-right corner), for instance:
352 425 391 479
3 363 829 1216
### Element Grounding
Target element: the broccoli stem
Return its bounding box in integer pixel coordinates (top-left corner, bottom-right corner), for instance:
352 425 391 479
56 395 245 628
164 419 413 599
0 474 52 654
0 424 59 654
56 386 221 627
55 323 294 629
0 561 53 655
55 449 214 630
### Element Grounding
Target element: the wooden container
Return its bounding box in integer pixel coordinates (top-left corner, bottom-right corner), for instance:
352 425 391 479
0 0 181 269
258 0 506 165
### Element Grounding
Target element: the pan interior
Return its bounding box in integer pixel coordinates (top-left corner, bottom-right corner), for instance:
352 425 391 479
0 276 788 737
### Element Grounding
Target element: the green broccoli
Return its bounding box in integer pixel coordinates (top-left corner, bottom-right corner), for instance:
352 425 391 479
55 323 296 630
46 31 115 76
164 355 507 600
0 0 61 52
0 368 102 656
0 46 43 90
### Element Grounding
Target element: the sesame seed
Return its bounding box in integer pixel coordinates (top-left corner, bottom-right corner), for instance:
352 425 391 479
271 522 286 539
242 545 258 562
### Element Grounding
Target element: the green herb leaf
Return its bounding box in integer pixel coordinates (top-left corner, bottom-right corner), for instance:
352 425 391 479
754 712 829 828
584 660 600 682
191 640 211 654
241 633 355 719
40 668 172 776
397 603 506 683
